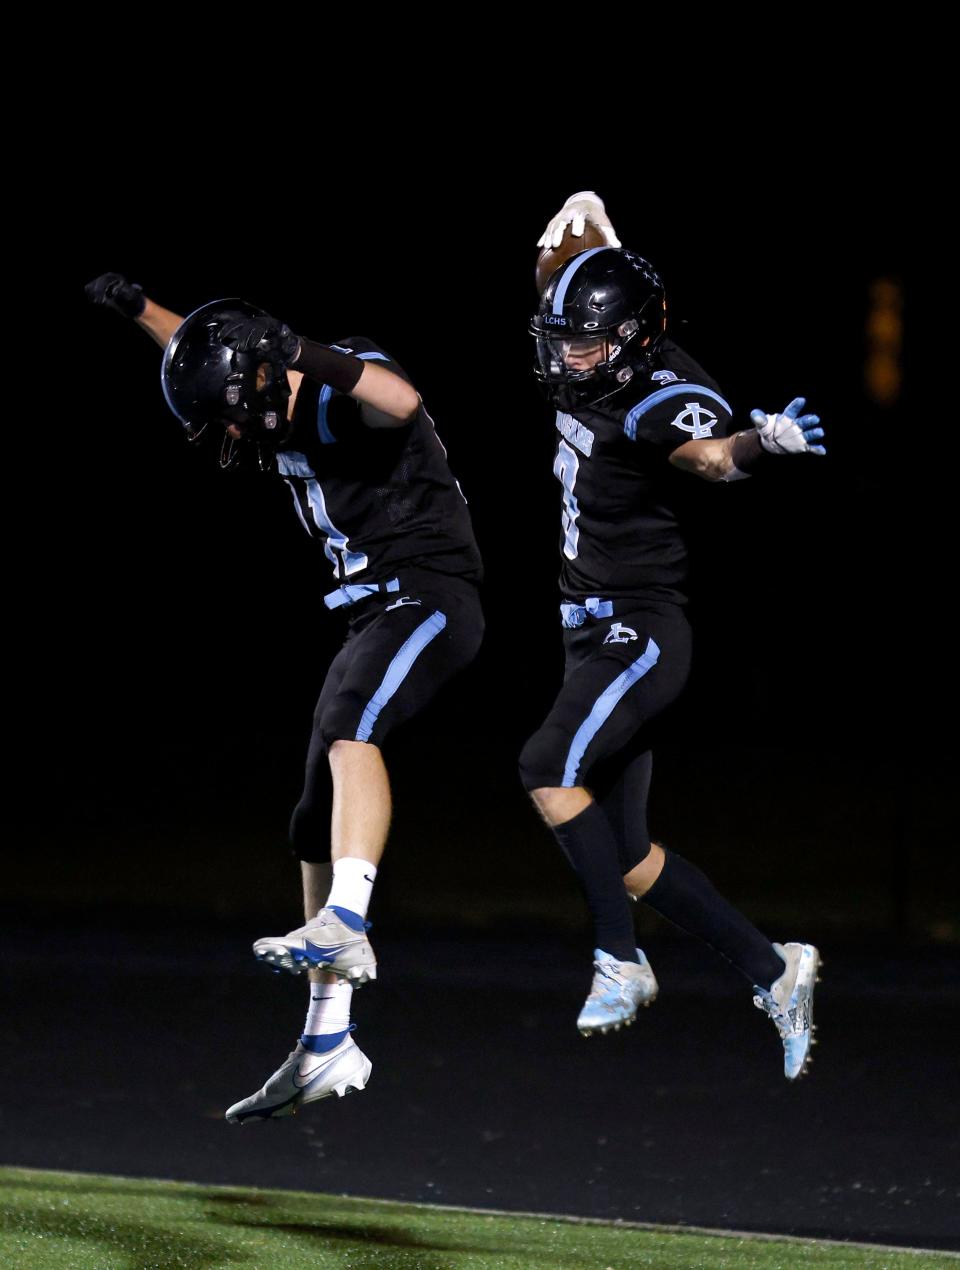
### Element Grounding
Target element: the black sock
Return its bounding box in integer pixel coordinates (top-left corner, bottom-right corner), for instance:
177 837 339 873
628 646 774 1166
643 850 786 987
551 802 638 963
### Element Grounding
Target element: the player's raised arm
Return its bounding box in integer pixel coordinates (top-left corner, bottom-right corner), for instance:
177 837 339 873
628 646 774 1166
217 313 419 426
85 272 184 349
535 191 624 295
670 397 826 482
537 191 622 250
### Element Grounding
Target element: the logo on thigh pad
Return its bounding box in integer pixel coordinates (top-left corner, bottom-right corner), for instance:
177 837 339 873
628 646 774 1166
603 622 638 645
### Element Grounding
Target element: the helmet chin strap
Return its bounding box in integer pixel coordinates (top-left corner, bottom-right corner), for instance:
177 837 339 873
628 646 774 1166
185 421 209 444
219 433 240 470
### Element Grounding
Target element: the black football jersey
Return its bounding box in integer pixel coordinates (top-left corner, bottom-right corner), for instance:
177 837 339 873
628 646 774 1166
551 339 733 603
277 336 482 587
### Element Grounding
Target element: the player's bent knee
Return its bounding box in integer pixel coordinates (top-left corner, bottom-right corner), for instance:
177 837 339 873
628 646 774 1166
318 693 368 750
623 841 664 894
519 731 559 792
531 784 592 827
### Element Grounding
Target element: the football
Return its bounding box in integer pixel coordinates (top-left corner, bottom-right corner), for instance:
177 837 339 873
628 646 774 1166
536 221 608 294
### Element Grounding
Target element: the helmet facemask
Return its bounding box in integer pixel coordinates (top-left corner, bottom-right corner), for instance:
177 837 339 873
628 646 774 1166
215 356 290 440
533 308 661 407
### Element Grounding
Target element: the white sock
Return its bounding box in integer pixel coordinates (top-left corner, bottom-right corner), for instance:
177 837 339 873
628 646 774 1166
303 980 353 1037
324 856 377 921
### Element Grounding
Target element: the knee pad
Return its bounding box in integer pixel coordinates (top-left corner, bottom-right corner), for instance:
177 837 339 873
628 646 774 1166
317 689 370 750
519 726 563 792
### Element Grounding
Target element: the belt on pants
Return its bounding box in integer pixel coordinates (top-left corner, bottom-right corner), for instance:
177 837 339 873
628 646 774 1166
560 597 614 629
323 579 401 610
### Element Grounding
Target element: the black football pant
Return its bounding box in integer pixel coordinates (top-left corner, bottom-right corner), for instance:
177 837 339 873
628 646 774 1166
519 600 691 873
519 600 783 984
291 572 484 863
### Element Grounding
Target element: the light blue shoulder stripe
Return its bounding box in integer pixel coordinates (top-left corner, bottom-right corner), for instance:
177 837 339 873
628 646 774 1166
562 639 661 787
624 384 731 440
315 351 392 443
329 345 389 364
317 386 337 443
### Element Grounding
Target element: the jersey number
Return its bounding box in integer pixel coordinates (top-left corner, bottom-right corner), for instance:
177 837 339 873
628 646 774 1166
554 441 581 561
278 451 369 579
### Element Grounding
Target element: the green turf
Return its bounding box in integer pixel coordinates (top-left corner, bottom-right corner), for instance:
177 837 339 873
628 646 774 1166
0 1167 950 1269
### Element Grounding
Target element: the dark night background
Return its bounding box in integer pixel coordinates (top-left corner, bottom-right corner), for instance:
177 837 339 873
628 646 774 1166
24 157 947 943
5 104 957 1250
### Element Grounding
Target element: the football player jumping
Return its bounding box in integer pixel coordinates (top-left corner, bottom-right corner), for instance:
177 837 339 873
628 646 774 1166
85 277 484 1119
521 193 823 1079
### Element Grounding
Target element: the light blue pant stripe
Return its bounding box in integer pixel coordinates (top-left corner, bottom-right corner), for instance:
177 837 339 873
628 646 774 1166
561 638 661 787
355 611 447 742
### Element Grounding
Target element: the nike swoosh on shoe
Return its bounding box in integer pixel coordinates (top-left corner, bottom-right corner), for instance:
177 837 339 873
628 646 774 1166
303 941 356 959
293 1057 337 1089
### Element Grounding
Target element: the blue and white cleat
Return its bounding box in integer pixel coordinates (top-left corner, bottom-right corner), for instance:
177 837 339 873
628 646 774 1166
225 1031 371 1123
253 906 377 984
752 941 821 1080
577 948 659 1036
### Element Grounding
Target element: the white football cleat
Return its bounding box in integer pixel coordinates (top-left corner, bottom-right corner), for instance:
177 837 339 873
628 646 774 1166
225 1032 371 1124
752 941 821 1080
253 906 377 984
577 948 658 1036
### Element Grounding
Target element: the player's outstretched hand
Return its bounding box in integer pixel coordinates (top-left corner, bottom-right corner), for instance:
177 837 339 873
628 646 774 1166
750 398 826 456
84 272 146 320
536 190 622 250
218 314 301 366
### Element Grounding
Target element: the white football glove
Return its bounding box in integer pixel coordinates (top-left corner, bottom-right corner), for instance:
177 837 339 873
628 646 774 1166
750 397 826 456
536 190 622 250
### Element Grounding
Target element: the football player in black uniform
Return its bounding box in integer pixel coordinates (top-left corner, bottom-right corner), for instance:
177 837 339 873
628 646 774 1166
86 276 484 1118
521 194 823 1079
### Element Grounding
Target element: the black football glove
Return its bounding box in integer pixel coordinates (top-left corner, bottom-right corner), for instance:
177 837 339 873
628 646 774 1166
84 272 146 319
217 314 301 366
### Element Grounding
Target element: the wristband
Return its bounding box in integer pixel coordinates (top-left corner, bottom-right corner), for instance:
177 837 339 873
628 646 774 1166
729 428 769 476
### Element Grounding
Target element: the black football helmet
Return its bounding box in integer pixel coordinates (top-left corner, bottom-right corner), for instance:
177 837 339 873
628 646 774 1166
531 248 666 407
161 299 292 463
